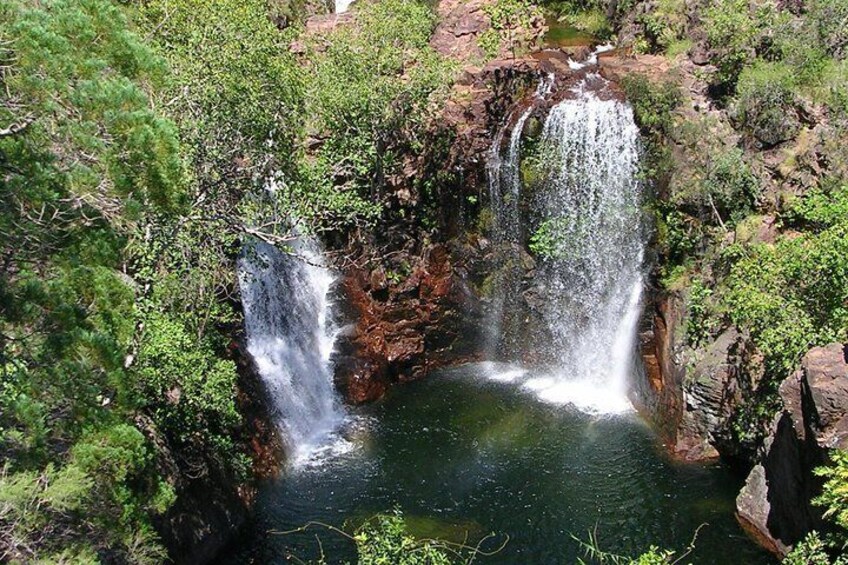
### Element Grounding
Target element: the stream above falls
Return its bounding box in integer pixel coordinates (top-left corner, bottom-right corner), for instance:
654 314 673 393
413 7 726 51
219 363 775 564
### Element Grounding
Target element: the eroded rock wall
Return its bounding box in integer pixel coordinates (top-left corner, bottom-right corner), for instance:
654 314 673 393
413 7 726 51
737 343 848 556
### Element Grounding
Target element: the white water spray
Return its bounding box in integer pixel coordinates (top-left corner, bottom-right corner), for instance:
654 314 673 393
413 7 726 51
238 239 349 464
485 77 645 415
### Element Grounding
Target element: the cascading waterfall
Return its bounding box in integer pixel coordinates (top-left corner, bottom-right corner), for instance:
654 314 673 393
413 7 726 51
485 73 645 415
238 238 347 463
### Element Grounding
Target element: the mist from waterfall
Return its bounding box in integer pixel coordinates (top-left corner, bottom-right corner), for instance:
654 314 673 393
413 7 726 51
238 239 348 464
485 76 645 415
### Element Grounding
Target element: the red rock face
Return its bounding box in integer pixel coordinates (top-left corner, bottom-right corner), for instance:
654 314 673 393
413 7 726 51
430 0 546 62
333 244 484 404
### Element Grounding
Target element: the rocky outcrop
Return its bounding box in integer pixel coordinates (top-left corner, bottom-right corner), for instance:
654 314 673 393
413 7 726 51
430 0 546 62
637 291 687 443
737 343 848 556
334 243 484 403
637 290 767 461
430 0 491 61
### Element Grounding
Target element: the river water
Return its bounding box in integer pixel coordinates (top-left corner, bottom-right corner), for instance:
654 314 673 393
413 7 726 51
219 364 774 564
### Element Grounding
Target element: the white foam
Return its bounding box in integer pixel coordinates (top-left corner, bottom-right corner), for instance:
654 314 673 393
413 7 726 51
288 415 373 471
489 367 529 383
570 43 617 68
524 376 633 415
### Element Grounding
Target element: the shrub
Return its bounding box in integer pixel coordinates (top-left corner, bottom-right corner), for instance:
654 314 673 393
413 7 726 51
782 532 844 565
482 0 545 57
734 60 800 147
686 278 715 346
700 147 760 222
304 0 455 218
815 450 848 532
782 451 848 565
808 0 848 60
639 0 688 53
135 312 244 467
702 0 771 90
354 513 454 565
789 182 848 231
723 221 848 377
620 75 682 137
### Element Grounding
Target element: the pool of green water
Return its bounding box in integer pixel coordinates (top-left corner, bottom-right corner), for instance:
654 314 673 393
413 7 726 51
219 364 775 564
543 17 596 48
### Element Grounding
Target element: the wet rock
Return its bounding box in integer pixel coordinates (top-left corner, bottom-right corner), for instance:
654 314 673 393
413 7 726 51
635 291 688 445
333 244 484 403
737 343 848 556
636 291 763 461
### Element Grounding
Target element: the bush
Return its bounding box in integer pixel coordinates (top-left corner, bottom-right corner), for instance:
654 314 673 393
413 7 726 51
782 532 845 565
354 513 454 565
815 450 848 532
781 451 848 565
686 277 715 346
702 0 771 90
303 0 455 221
734 60 800 147
638 0 688 53
700 147 760 222
808 0 848 60
723 221 848 377
135 312 245 470
620 74 682 138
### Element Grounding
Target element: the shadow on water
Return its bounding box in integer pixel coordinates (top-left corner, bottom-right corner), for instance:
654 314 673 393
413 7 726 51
218 365 775 564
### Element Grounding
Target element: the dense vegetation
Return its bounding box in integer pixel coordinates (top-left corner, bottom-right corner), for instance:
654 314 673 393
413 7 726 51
1 0 846 561
0 0 457 560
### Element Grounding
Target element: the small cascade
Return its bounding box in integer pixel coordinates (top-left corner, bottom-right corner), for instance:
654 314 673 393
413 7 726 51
485 75 555 356
485 70 645 415
238 238 347 463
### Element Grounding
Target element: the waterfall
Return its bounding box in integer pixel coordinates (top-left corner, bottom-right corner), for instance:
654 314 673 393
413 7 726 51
238 238 347 463
335 0 353 13
485 75 645 415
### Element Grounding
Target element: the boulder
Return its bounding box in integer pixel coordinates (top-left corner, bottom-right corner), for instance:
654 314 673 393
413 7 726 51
675 328 749 459
736 343 848 556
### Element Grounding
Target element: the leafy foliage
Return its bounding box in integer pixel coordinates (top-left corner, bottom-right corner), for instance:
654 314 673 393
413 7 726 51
620 74 682 138
734 61 800 147
815 450 848 533
0 0 191 558
301 0 454 226
702 0 775 90
781 451 848 565
481 0 545 57
354 513 455 565
783 532 845 565
638 0 687 53
723 195 848 378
